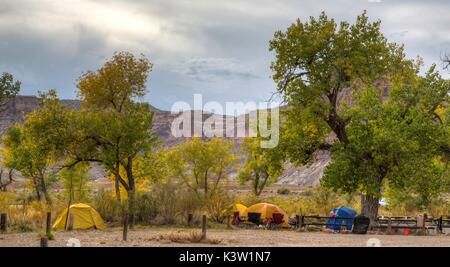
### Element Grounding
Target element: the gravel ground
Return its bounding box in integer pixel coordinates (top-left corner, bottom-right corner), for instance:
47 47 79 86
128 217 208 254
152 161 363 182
1 228 449 247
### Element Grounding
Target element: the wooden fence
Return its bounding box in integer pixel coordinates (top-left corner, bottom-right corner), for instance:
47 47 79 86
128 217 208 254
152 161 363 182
293 214 450 233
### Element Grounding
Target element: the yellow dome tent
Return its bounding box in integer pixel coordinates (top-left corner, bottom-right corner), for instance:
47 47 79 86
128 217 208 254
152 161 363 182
53 203 106 230
245 203 289 227
233 203 247 217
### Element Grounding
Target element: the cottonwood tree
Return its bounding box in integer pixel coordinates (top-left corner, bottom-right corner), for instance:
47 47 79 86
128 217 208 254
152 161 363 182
60 52 157 232
2 91 66 206
0 72 20 190
270 11 449 222
60 163 91 204
0 72 20 113
322 65 449 216
167 138 237 201
238 135 284 196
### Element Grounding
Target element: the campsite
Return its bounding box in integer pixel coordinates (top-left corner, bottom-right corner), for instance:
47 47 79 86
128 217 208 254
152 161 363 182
0 200 449 247
1 228 449 247
0 196 449 247
0 1 450 249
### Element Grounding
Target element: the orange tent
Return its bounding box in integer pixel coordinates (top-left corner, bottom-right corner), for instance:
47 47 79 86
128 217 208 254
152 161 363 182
245 203 289 227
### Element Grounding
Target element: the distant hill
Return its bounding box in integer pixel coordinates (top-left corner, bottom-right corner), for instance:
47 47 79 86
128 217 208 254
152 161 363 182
0 95 328 187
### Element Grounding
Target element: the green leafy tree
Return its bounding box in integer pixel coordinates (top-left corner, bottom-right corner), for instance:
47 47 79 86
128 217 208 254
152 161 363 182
59 52 157 232
270 11 449 222
132 148 168 187
2 90 66 206
60 163 91 204
0 72 20 112
322 67 449 218
238 136 284 196
385 159 449 213
167 138 237 201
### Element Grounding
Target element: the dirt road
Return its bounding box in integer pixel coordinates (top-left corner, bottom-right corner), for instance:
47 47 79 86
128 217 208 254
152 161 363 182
1 228 449 247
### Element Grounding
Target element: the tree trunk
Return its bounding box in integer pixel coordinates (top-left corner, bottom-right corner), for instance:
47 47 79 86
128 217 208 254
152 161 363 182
128 189 135 229
420 194 430 211
361 193 379 227
204 169 208 198
256 170 269 196
253 170 260 196
39 175 52 206
360 167 386 228
122 210 128 241
32 176 41 201
126 156 136 229
0 169 14 192
114 162 121 203
64 173 73 230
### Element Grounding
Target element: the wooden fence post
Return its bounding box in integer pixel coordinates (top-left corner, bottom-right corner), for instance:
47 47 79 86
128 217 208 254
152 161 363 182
40 237 48 247
201 215 207 241
299 215 304 230
438 216 443 233
295 215 300 229
46 212 52 235
0 213 7 233
187 213 193 227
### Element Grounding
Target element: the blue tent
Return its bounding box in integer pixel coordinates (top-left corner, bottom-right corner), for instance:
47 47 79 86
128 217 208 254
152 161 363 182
326 206 357 231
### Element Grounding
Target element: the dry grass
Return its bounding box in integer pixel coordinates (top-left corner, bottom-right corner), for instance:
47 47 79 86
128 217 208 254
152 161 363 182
147 230 222 245
1 228 449 247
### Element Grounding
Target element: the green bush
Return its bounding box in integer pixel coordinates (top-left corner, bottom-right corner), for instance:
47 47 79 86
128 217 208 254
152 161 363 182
152 181 179 224
14 222 34 233
92 190 121 223
135 192 158 224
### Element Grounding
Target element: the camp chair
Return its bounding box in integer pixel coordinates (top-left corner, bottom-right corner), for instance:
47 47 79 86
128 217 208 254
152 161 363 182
248 212 262 225
272 213 284 225
266 213 284 230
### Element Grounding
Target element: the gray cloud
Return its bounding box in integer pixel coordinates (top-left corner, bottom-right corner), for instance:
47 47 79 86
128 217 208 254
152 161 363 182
175 57 259 82
0 0 449 113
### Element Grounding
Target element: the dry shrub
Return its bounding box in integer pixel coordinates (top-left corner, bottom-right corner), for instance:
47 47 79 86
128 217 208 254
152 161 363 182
277 188 290 195
0 192 16 212
7 199 50 231
177 189 202 224
237 187 356 217
236 194 263 207
151 181 207 225
134 192 158 224
380 199 450 217
92 189 121 223
204 189 234 223
1 192 70 231
92 190 162 225
427 202 450 217
152 181 179 224
152 230 221 244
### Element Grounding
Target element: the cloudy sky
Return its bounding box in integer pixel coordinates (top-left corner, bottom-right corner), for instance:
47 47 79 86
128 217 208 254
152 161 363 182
1 0 449 114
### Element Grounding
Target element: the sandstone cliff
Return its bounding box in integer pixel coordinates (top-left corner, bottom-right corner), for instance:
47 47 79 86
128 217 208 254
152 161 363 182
0 96 329 187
